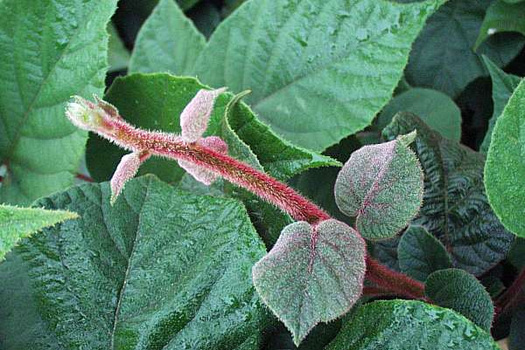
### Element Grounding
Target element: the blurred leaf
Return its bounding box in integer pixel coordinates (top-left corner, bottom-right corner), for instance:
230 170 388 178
425 268 494 330
195 0 446 151
108 23 130 72
0 0 118 205
129 0 206 75
475 0 525 49
177 0 200 11
509 307 525 350
383 113 514 275
406 0 524 98
190 1 221 38
326 300 499 350
398 225 452 282
508 237 525 270
0 176 270 349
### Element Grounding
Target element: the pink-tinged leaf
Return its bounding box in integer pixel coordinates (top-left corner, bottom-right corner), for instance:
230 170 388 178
334 132 423 240
252 219 366 346
178 136 229 185
110 151 151 203
180 88 227 142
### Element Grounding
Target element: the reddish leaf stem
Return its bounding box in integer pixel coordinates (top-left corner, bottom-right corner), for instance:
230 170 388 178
75 173 94 182
494 268 525 321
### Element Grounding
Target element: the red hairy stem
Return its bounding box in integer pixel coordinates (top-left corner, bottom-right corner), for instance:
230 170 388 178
494 268 525 321
363 285 393 298
75 173 94 182
365 256 426 300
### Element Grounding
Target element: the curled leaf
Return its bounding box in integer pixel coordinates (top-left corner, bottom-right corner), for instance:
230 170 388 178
110 151 151 203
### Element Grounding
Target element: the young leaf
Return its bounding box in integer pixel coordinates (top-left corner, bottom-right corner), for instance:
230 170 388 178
383 113 514 275
195 0 446 151
325 300 499 350
0 0 118 205
0 205 78 260
425 269 494 331
480 56 522 153
376 88 462 141
129 0 206 75
0 176 270 349
334 132 424 240
180 88 227 142
252 219 366 345
485 79 525 238
398 225 452 282
406 0 524 98
475 0 525 49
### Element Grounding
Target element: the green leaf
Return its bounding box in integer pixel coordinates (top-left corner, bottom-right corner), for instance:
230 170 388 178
195 0 446 151
325 300 499 350
0 0 118 205
425 268 494 331
0 205 78 260
406 0 524 98
383 113 514 275
398 225 452 282
508 237 525 270
0 175 270 349
475 0 525 49
334 132 424 240
509 307 525 350
480 56 522 153
177 0 201 11
108 23 130 72
129 0 206 75
376 88 462 141
485 79 525 238
252 220 366 345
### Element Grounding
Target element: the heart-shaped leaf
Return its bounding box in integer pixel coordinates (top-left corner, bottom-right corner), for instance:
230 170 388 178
334 132 424 240
383 112 514 275
252 219 366 345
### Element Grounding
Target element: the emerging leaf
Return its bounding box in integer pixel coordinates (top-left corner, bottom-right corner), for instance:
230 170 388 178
334 132 424 240
180 88 227 142
252 219 366 345
110 151 151 203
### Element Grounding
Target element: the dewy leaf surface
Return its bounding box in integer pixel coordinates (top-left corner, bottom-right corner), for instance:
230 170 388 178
334 133 424 240
406 0 524 98
0 176 270 349
425 268 494 331
480 56 522 153
0 204 78 260
485 79 525 238
252 220 366 345
398 225 452 282
325 300 499 350
195 0 446 151
0 0 117 205
129 0 206 75
383 113 514 275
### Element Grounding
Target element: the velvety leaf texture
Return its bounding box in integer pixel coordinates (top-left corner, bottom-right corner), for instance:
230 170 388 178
252 220 366 345
480 56 522 153
485 79 525 238
0 205 78 260
325 300 499 350
475 0 525 49
425 268 494 331
383 113 514 275
195 0 446 151
398 225 452 282
334 132 424 240
129 0 206 75
406 0 524 98
0 176 270 349
0 0 118 205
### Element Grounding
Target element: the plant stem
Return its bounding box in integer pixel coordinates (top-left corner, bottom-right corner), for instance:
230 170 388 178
75 173 94 182
494 268 525 321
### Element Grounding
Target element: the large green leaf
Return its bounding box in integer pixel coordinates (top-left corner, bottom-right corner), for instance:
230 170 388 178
485 79 525 238
425 268 494 331
252 220 366 345
195 0 446 151
0 205 77 260
383 113 514 275
475 0 525 49
325 300 499 350
0 0 117 205
398 225 452 282
129 0 206 75
0 176 270 349
480 56 522 153
406 0 524 98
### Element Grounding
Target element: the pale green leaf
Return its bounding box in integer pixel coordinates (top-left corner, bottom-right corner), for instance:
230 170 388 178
0 176 270 349
195 0 446 151
475 0 525 49
0 0 117 205
108 23 130 72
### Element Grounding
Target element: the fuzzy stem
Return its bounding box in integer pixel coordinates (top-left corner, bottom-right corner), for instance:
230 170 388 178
76 173 94 182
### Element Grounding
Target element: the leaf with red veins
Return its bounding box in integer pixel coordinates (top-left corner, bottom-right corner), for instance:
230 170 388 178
110 151 151 204
178 136 229 185
180 88 227 142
